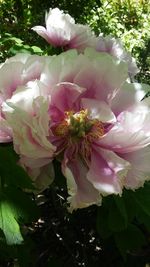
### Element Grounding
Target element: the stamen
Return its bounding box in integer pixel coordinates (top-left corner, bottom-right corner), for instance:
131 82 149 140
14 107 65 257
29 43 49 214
54 110 105 141
54 120 69 136
87 121 104 142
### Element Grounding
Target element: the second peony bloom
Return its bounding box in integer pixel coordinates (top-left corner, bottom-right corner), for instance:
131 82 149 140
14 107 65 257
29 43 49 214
32 8 96 51
2 48 150 211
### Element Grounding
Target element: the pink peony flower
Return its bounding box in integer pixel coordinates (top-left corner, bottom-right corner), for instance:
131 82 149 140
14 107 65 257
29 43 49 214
3 48 150 210
95 35 139 78
32 8 96 51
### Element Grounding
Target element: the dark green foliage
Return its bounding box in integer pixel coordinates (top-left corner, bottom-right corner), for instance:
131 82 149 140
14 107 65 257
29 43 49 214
0 145 34 189
96 184 150 262
114 224 146 257
0 144 39 250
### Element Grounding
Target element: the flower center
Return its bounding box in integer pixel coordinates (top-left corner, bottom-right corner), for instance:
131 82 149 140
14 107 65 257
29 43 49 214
54 109 104 141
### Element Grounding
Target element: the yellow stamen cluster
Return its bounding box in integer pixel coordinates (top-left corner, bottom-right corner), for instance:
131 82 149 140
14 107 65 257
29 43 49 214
54 109 104 142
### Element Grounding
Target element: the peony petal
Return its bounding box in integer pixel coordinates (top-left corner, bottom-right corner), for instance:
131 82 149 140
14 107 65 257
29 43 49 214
32 26 52 44
0 62 24 98
3 80 49 113
32 26 68 47
32 163 54 191
50 82 86 113
98 103 150 153
40 49 79 88
81 98 116 123
0 54 45 99
120 147 150 190
111 82 150 115
74 48 128 103
45 8 75 31
87 146 130 196
20 157 54 192
95 35 139 77
20 156 52 169
62 146 101 211
0 118 12 143
3 86 55 159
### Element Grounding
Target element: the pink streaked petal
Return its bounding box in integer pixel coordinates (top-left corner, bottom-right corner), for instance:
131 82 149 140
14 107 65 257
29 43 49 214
98 106 150 153
45 8 75 46
111 82 150 115
20 156 52 169
32 26 52 44
67 25 96 51
95 36 139 77
87 146 129 196
46 28 70 46
0 62 24 98
74 49 128 103
50 82 86 113
22 55 46 84
120 147 150 190
3 80 49 113
62 147 101 211
81 98 116 123
3 94 55 159
40 50 79 88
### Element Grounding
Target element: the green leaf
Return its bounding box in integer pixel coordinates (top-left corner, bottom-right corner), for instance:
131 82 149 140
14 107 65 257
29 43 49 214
96 203 112 239
0 145 35 190
137 211 150 231
97 195 128 238
0 185 39 245
8 44 33 56
4 187 40 222
0 197 23 245
31 46 43 54
0 145 39 245
108 196 128 232
133 182 150 217
123 190 138 222
114 224 146 257
1 34 23 44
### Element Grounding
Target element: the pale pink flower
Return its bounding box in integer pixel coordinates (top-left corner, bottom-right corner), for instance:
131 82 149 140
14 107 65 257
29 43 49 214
32 8 96 51
3 48 150 210
95 36 139 78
